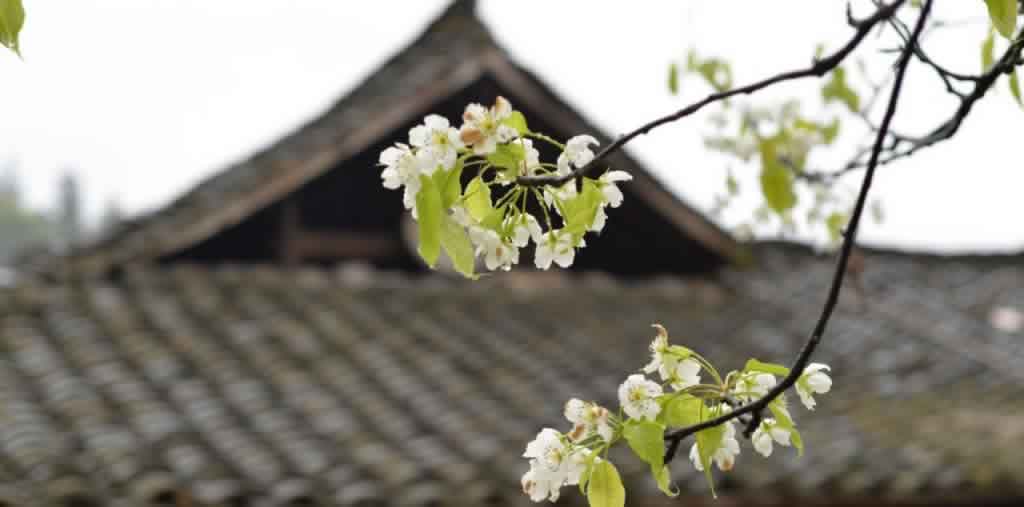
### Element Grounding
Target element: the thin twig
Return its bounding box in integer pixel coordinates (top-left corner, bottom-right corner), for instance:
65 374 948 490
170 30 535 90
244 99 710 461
662 0 931 462
515 0 907 187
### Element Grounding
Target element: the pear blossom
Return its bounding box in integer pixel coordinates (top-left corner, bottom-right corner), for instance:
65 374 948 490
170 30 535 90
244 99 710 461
564 398 613 443
557 135 599 175
643 326 701 390
618 374 663 421
534 231 575 270
796 363 832 410
378 143 418 190
689 418 740 472
460 96 518 155
521 429 589 503
409 114 463 173
751 419 792 457
732 372 777 402
507 214 542 248
469 227 519 271
598 170 632 208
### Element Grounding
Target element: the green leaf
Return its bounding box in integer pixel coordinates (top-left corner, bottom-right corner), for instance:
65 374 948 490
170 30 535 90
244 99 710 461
561 178 604 240
587 461 625 507
415 175 443 268
439 215 476 279
984 0 1018 40
826 212 848 242
464 176 493 222
982 30 995 71
480 204 505 231
759 141 797 214
664 394 703 428
695 423 723 497
668 63 680 95
0 0 25 56
822 67 860 113
434 160 464 209
623 420 666 467
651 464 678 497
1010 69 1023 107
486 143 525 171
744 358 790 377
502 111 530 136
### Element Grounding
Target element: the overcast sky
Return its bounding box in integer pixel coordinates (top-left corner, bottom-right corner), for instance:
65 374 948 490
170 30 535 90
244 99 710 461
1 1 1021 253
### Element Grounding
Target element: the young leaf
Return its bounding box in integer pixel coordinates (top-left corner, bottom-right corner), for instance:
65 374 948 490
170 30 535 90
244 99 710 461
561 178 604 239
502 111 530 136
439 215 476 279
1010 69 1023 107
415 175 443 267
434 160 464 209
744 358 790 377
821 67 860 113
486 143 525 171
651 464 678 497
623 420 666 467
464 176 493 221
826 212 848 243
664 394 703 428
668 62 680 95
587 461 625 507
984 0 1018 40
0 0 25 56
695 423 723 496
759 141 797 213
981 30 995 71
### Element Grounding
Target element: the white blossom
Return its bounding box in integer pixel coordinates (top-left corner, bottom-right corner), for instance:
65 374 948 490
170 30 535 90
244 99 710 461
378 143 419 190
508 214 543 248
598 170 632 208
751 419 792 457
469 227 518 271
557 135 599 175
618 374 663 421
409 114 463 173
521 429 588 503
564 398 613 443
642 326 671 375
460 96 518 155
534 231 575 270
689 418 740 472
796 363 832 410
664 358 702 391
732 372 777 402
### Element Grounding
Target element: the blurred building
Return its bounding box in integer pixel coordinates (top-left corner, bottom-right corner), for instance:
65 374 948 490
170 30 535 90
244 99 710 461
2 1 1023 506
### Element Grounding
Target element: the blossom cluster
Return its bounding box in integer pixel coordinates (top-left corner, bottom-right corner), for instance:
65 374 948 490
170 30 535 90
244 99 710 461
521 324 833 507
378 97 631 277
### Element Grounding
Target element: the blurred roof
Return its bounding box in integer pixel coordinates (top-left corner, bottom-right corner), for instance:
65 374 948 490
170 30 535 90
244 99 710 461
29 0 736 279
1 244 1022 506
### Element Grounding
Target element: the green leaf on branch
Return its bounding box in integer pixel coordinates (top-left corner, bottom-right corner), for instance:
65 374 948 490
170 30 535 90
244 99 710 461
464 176 493 221
0 0 25 56
1010 69 1023 107
686 49 733 92
651 464 678 497
744 358 790 377
415 175 443 267
502 111 530 136
486 143 525 171
826 212 848 243
664 394 703 428
623 420 666 467
668 62 680 95
439 215 477 279
767 402 804 456
587 461 625 507
984 0 1018 40
822 67 860 113
695 421 723 497
434 161 464 209
561 178 604 240
759 140 797 214
981 30 995 71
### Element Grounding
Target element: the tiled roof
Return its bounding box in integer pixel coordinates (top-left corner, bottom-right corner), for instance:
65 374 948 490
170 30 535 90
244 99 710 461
2 245 1022 506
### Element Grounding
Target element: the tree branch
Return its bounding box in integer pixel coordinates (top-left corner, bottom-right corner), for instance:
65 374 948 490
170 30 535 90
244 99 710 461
515 0 907 187
662 0 931 462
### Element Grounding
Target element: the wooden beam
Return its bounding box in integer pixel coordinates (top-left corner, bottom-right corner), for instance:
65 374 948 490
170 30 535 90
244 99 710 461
293 230 402 260
277 199 301 266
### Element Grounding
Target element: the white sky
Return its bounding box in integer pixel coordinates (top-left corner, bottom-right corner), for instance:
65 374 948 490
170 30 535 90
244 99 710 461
1 1 1021 253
